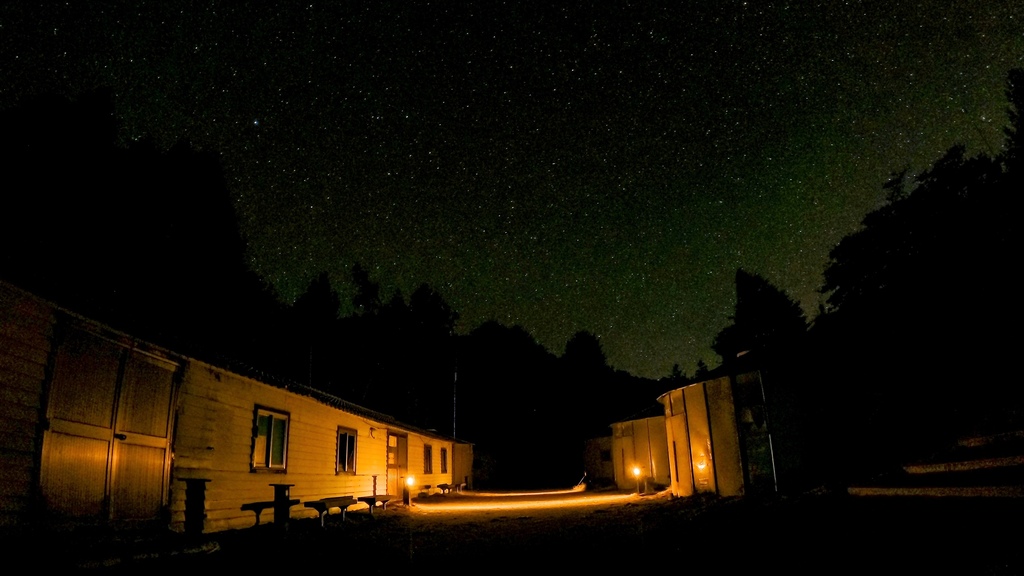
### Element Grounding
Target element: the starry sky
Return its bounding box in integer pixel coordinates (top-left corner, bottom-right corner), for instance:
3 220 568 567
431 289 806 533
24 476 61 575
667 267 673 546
2 2 1022 379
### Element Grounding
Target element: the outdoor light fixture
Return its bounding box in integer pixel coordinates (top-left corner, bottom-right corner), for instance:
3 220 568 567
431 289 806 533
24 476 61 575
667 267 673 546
403 475 415 505
632 466 642 495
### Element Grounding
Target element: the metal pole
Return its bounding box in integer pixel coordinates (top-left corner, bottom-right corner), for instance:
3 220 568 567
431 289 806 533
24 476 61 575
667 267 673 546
758 371 779 493
452 357 458 438
452 331 458 438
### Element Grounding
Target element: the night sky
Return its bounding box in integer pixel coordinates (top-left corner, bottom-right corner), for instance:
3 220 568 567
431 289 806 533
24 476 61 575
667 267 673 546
2 2 1021 379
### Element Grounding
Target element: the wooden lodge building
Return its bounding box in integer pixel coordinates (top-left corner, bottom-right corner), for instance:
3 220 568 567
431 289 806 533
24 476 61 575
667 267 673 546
587 368 782 498
609 407 671 492
656 370 777 497
0 280 471 534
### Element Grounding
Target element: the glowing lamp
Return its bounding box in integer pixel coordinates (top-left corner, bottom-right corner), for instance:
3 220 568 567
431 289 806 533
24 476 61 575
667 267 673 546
632 466 642 495
402 475 416 505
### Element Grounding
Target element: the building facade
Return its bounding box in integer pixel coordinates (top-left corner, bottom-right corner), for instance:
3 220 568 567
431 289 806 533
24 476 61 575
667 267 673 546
0 280 466 533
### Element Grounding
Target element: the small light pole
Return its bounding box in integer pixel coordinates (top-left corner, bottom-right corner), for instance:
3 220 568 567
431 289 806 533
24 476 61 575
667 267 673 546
632 466 642 495
404 475 415 506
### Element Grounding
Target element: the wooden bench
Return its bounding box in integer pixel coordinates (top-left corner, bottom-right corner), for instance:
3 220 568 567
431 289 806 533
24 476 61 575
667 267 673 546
357 494 394 517
437 482 466 494
241 499 299 525
242 483 299 528
304 495 357 528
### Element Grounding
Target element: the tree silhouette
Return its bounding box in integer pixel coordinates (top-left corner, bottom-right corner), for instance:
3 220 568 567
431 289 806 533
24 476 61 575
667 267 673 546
694 359 710 379
808 68 1024 477
562 330 608 372
409 283 459 337
0 89 284 370
322 265 463 430
1002 68 1024 172
712 269 806 367
351 262 382 316
293 272 342 324
455 321 560 488
669 363 687 383
288 272 342 387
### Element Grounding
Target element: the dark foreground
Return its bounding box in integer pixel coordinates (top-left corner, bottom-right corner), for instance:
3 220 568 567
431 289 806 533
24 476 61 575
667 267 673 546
20 488 1024 574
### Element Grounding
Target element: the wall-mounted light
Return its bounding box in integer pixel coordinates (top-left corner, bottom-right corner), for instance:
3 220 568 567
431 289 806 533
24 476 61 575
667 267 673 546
632 466 642 494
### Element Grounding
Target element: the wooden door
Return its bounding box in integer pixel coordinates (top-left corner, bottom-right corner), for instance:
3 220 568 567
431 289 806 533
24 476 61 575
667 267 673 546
110 350 177 520
386 432 408 496
40 328 120 518
40 326 177 522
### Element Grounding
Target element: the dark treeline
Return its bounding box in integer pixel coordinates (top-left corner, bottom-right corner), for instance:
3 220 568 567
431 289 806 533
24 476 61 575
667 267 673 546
0 90 663 489
273 266 666 488
708 68 1024 490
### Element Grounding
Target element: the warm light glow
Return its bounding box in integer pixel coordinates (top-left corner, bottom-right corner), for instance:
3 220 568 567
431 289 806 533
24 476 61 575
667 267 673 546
470 486 585 497
696 459 707 471
412 490 640 514
632 466 642 479
406 476 416 487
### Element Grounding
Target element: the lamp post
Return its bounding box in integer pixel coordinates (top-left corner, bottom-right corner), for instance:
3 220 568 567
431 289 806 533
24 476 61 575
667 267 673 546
632 466 642 495
404 475 415 506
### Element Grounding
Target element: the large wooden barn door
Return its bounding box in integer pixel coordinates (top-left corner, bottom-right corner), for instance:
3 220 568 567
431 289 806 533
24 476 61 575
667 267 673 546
40 325 177 523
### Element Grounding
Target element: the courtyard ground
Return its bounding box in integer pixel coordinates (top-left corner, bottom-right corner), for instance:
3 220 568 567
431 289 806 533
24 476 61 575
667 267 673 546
33 486 1024 574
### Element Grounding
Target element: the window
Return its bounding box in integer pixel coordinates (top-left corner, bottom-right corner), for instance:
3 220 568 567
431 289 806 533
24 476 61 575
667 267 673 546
440 447 448 474
423 444 433 474
337 427 357 474
252 407 289 471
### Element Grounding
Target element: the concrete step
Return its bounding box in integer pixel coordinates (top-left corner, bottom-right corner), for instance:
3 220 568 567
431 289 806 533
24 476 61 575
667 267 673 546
903 454 1024 475
956 429 1024 449
848 485 1024 497
847 429 1024 498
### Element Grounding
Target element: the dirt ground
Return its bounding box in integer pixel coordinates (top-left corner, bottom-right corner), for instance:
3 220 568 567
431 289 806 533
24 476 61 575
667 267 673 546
62 487 1024 574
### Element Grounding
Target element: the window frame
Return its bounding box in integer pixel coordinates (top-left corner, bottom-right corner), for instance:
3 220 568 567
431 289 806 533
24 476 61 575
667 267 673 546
251 406 289 472
440 446 448 474
336 426 358 475
423 444 433 474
